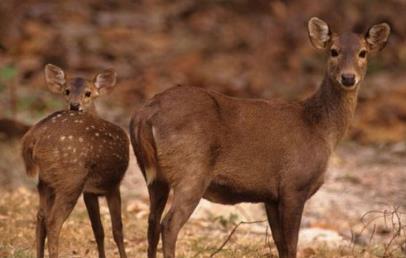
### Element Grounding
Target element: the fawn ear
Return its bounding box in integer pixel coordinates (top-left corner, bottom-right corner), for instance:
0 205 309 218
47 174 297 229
93 69 117 95
45 64 66 93
308 17 331 49
365 22 390 52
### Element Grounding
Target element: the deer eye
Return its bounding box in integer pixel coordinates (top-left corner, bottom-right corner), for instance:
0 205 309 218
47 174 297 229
330 49 339 57
85 91 91 97
64 89 70 96
359 50 367 58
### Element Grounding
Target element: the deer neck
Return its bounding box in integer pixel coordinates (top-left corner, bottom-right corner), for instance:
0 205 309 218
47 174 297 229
303 72 359 149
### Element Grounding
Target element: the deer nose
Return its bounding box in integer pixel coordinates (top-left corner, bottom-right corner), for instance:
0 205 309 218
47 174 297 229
70 103 80 111
341 74 356 87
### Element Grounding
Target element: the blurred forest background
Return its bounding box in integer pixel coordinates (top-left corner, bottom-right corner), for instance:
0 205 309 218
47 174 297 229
0 0 406 257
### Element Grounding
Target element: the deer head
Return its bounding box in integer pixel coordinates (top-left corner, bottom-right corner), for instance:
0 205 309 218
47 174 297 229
308 17 390 90
44 64 117 112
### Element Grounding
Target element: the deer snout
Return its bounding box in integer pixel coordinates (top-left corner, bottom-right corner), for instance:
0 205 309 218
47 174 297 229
340 73 356 87
70 103 81 111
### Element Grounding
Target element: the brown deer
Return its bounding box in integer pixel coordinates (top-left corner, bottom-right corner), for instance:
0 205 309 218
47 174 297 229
22 64 129 258
130 17 390 258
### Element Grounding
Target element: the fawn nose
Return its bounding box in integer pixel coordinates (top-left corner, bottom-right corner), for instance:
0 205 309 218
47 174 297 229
341 74 356 87
70 103 80 111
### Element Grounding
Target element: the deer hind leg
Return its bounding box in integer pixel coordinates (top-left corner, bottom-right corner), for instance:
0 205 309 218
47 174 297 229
106 186 127 258
161 176 210 258
279 193 306 258
265 202 288 258
46 188 82 258
36 180 54 258
84 193 105 258
147 180 170 258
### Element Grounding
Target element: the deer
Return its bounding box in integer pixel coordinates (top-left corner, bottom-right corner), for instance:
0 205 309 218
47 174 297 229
129 17 391 258
22 64 129 258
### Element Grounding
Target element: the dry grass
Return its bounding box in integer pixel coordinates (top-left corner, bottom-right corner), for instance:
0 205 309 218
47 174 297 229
1 188 405 258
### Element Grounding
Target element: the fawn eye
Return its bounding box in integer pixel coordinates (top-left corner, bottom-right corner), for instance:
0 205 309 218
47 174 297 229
359 50 367 58
85 91 91 97
64 89 70 96
330 49 339 57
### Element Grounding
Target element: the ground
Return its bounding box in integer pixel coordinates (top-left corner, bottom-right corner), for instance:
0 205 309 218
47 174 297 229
0 139 405 258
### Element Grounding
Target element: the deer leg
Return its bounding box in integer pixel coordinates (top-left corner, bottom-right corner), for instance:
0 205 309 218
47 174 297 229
279 194 306 258
265 202 287 257
84 193 105 258
161 179 209 258
36 181 54 258
147 181 170 258
46 190 81 258
106 187 127 258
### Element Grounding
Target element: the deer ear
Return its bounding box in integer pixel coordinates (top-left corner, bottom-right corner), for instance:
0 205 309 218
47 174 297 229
45 64 65 93
93 69 117 95
308 17 331 49
365 23 390 52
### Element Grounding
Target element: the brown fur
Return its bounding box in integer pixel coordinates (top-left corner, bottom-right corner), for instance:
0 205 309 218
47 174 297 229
130 17 390 258
22 65 128 258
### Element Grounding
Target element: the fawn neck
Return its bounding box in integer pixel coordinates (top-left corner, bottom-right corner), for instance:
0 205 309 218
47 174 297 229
303 72 359 149
86 103 98 116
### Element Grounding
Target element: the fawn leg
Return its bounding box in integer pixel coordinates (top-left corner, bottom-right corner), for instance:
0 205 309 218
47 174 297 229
36 181 54 258
265 202 288 257
84 193 105 258
46 190 81 258
280 194 306 258
161 179 209 258
106 187 127 258
147 181 170 258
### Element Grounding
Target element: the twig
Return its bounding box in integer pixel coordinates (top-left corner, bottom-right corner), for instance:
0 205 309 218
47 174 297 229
351 207 405 257
209 220 267 257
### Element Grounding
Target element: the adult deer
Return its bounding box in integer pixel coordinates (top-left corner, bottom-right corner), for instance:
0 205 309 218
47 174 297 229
22 65 129 258
130 17 390 258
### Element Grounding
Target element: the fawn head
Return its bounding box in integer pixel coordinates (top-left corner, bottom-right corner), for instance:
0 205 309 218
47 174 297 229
45 64 117 112
308 17 390 90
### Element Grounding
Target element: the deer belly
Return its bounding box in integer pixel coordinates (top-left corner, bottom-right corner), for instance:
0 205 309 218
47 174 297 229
203 181 270 204
83 160 127 194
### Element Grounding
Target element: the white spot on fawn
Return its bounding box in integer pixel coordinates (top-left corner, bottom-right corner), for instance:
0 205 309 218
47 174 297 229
68 135 73 140
95 132 100 137
79 137 83 142
60 136 66 141
57 114 62 118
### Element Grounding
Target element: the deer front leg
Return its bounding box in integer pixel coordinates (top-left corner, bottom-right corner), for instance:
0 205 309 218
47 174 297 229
279 193 306 258
265 202 287 257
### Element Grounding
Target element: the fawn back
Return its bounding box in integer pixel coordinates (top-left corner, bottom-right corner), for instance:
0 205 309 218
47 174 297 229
22 64 129 258
23 110 129 193
130 17 390 258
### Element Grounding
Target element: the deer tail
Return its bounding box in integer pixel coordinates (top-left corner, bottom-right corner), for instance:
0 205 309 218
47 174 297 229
21 131 39 177
130 114 158 185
